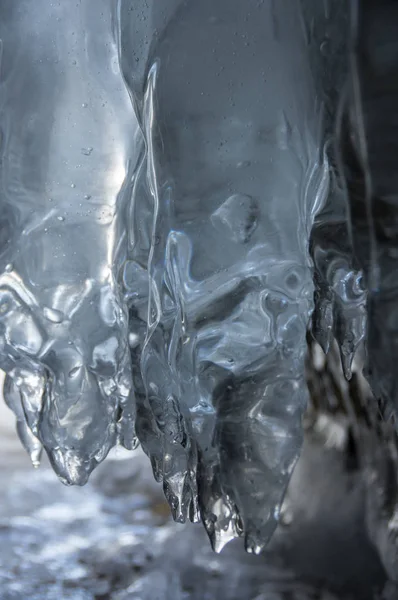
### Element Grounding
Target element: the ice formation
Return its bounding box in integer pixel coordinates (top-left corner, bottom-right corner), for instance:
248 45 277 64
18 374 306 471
0 0 391 554
338 0 398 421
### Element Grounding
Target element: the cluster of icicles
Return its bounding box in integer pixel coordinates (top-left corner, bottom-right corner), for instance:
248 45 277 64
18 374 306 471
0 0 395 554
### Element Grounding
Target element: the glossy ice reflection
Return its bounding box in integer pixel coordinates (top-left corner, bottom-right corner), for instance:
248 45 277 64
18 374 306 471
0 0 358 552
0 0 139 482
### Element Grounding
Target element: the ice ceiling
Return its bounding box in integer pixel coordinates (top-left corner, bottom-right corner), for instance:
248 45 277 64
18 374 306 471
0 0 396 555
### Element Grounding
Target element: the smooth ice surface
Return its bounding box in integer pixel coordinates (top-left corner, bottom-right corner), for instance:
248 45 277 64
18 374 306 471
0 0 364 552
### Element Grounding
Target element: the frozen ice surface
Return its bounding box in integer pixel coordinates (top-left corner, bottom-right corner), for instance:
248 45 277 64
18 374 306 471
0 0 378 554
0 0 139 483
119 0 338 551
337 0 398 420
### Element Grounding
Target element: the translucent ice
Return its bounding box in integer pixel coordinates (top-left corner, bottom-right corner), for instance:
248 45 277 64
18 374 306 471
120 0 337 551
0 0 356 552
0 0 139 483
337 0 398 419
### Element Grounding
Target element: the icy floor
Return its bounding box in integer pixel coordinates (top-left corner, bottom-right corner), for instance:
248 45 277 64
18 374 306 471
0 397 388 600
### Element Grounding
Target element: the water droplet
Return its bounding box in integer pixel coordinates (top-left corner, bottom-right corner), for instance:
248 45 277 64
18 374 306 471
30 445 42 468
5 263 13 273
81 147 93 156
84 194 91 200
81 102 88 108
57 216 65 222
70 183 76 189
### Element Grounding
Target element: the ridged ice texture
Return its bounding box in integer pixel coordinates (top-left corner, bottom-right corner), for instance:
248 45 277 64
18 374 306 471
310 181 367 380
119 0 335 552
338 0 398 419
0 0 140 483
0 0 344 552
306 0 368 381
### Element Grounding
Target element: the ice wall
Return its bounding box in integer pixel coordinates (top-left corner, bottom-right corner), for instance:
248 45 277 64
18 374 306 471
0 0 353 552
